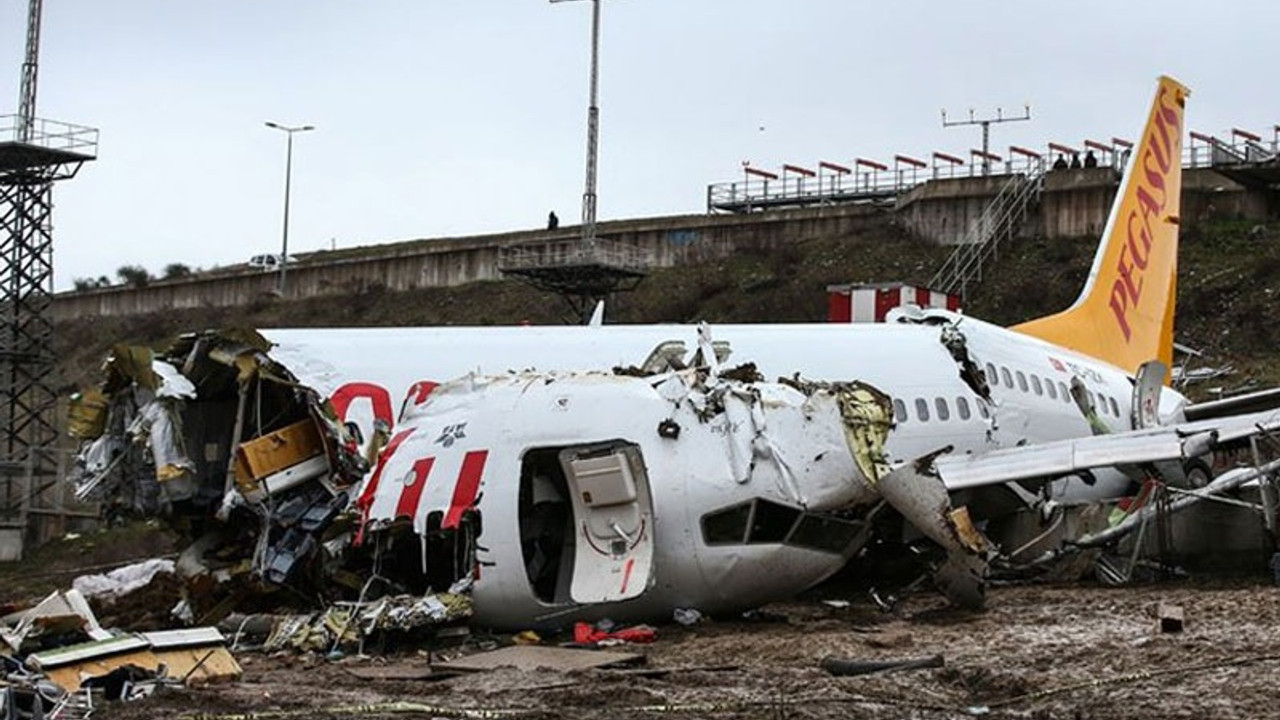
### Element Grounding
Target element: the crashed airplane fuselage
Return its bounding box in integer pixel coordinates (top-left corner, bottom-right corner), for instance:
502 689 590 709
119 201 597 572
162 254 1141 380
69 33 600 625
69 76 1280 628
72 307 1166 626
355 368 896 628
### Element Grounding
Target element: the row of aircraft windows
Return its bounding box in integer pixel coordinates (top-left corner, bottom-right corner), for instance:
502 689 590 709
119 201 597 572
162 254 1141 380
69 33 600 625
983 362 1123 419
892 396 989 423
893 365 1124 425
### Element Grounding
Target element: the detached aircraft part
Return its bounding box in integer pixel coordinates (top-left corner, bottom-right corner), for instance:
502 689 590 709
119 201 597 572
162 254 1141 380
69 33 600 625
68 330 370 622
877 453 990 610
1132 360 1170 429
560 443 655 604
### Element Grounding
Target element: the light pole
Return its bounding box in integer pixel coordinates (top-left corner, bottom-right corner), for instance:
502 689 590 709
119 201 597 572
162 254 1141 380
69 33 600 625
551 0 604 251
264 121 314 295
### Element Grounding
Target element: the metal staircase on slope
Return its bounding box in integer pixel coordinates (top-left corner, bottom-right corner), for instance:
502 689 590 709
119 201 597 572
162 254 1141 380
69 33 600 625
928 160 1046 300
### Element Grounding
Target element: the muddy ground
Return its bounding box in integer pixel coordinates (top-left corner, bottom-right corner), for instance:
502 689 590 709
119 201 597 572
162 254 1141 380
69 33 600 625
87 579 1280 720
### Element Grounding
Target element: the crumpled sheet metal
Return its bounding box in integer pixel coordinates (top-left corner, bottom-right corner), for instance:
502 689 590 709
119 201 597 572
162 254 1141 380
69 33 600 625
71 559 176 601
640 368 881 510
105 344 158 392
137 399 196 487
877 460 990 609
263 593 473 652
67 387 110 440
0 590 112 655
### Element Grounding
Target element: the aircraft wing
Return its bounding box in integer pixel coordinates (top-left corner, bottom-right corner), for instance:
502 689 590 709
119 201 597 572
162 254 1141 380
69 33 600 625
934 409 1280 490
1183 386 1280 422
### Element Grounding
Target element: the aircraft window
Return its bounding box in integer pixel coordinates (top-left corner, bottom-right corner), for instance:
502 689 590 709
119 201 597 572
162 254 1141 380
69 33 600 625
787 513 862 554
1031 375 1043 395
1000 367 1013 388
893 399 907 423
1016 371 1028 392
1045 378 1058 399
1097 394 1109 415
935 397 950 421
701 502 752 545
956 396 971 420
1087 390 1096 408
1058 382 1070 402
1109 397 1120 417
915 398 930 422
748 499 802 544
985 363 997 386
977 401 990 418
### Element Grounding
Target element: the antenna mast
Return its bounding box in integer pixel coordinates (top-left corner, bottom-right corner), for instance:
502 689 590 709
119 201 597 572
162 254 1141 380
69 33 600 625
17 0 43 142
941 105 1032 176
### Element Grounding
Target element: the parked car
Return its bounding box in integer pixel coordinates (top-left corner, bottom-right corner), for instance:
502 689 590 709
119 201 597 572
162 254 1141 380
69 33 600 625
248 254 297 271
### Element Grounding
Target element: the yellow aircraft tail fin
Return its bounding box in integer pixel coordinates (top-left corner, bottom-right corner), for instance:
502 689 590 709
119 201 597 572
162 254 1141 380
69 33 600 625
1012 76 1189 380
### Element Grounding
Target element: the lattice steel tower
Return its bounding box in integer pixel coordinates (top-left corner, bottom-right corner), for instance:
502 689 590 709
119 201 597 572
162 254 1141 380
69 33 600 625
0 0 96 500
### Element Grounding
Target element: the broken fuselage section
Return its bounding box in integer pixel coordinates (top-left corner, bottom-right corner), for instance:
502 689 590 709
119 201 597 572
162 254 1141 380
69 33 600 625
352 360 992 628
69 331 370 620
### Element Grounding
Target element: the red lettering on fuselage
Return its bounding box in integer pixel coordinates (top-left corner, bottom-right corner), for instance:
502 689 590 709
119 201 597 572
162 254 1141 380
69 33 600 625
444 450 489 529
395 456 436 520
353 427 416 545
406 381 440 406
331 382 394 427
331 380 441 432
1108 86 1181 342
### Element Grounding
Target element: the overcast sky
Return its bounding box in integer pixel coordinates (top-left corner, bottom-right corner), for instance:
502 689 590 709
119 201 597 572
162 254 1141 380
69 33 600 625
2 0 1278 290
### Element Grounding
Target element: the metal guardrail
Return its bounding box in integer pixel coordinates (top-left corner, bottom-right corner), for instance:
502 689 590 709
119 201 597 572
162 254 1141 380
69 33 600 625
0 114 99 157
706 168 918 213
709 137 1279 214
498 239 654 272
930 160 1047 299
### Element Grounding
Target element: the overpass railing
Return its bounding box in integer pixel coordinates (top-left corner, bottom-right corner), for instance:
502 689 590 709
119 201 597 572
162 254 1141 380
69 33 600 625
498 238 654 273
708 134 1278 214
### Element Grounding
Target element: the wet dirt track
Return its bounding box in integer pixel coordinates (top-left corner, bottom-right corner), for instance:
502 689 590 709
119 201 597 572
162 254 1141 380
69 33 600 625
90 580 1280 720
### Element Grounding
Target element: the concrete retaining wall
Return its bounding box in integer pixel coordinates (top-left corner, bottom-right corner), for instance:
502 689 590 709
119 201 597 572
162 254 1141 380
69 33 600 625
53 205 889 319
53 168 1275 319
895 167 1269 245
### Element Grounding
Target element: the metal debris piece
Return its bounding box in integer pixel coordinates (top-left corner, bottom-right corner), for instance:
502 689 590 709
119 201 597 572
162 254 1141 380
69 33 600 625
434 645 643 673
1156 602 1184 633
262 593 472 653
820 654 944 676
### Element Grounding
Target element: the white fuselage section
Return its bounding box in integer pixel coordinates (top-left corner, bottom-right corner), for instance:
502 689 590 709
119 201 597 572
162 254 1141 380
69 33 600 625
265 313 1174 482
262 315 1179 626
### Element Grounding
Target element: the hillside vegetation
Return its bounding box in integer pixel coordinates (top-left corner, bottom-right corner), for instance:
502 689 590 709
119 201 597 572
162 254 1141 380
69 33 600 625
56 216 1280 401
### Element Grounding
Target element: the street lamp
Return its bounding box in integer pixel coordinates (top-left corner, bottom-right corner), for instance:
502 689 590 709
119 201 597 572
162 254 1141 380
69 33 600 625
551 0 604 250
264 121 315 295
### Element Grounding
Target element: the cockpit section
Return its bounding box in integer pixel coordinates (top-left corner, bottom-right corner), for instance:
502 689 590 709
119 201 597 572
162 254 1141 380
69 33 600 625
700 498 869 555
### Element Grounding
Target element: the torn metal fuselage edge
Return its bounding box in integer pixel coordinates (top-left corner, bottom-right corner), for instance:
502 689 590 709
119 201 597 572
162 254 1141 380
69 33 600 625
353 365 905 628
69 331 369 622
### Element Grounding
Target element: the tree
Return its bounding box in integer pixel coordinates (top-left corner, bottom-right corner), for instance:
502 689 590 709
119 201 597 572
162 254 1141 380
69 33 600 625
163 263 193 279
72 277 95 291
116 265 151 288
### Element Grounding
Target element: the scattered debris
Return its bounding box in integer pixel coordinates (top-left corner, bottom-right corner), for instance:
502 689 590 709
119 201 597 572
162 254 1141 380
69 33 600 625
1 590 111 655
71 559 175 601
435 645 644 673
672 608 703 626
254 592 472 654
1156 602 1185 633
0 588 239 717
865 630 915 650
820 654 945 676
342 664 456 682
572 621 657 647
